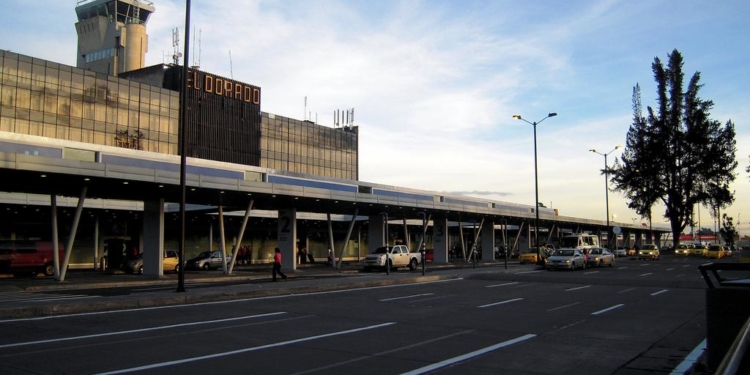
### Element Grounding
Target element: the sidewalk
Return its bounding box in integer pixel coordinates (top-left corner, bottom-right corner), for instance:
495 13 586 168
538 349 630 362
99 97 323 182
0 261 515 319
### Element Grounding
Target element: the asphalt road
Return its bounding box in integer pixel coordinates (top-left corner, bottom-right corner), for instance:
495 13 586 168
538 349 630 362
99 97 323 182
0 255 719 375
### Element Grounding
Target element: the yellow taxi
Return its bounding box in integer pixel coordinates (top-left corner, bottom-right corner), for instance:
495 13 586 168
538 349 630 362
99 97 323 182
519 246 550 265
674 244 692 256
704 244 725 259
691 243 708 257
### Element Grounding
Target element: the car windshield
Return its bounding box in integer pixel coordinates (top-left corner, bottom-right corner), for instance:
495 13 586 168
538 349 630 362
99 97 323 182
195 251 210 259
560 238 579 248
709 245 721 251
372 247 390 254
554 250 574 257
589 249 602 255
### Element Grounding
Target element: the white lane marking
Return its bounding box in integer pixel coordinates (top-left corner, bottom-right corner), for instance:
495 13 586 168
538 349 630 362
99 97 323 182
400 334 536 375
676 274 685 278
584 271 599 274
547 302 580 312
592 304 624 315
92 322 396 375
380 293 434 302
486 282 519 288
479 298 523 308
0 278 462 324
618 267 629 270
565 285 591 292
669 339 706 375
618 287 636 294
666 268 675 271
651 289 669 296
515 270 543 275
640 273 653 277
289 330 476 375
554 319 587 331
683 265 691 268
0 312 288 349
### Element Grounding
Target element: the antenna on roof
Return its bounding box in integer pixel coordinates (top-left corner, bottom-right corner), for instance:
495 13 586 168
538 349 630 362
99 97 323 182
229 50 233 79
190 27 201 69
171 28 182 65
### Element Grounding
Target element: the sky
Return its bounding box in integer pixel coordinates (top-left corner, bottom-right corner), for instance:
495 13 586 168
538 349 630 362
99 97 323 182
2 0 749 235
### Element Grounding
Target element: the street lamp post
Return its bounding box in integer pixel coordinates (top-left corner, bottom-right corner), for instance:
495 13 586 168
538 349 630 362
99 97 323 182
513 112 557 266
589 146 622 248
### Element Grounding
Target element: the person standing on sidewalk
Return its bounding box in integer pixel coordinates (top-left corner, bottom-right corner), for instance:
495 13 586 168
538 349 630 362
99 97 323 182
272 248 287 281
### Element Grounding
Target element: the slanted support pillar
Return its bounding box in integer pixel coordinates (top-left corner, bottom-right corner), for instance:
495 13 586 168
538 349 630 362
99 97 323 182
59 186 87 281
143 199 165 277
336 209 358 268
278 209 297 271
228 200 254 274
51 195 60 279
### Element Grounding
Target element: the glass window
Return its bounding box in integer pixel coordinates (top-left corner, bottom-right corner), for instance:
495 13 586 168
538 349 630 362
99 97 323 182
1 85 15 107
15 88 30 109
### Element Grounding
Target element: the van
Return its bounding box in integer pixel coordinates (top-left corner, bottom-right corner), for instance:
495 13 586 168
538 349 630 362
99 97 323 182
0 241 65 277
558 234 600 251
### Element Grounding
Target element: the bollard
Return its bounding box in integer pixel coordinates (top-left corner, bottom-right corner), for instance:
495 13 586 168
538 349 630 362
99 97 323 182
421 249 426 276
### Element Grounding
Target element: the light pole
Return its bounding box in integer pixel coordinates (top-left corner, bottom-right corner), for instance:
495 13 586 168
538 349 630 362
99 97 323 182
589 146 622 248
513 112 557 266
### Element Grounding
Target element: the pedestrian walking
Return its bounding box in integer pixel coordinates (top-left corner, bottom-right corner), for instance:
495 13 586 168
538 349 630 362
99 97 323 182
272 247 287 281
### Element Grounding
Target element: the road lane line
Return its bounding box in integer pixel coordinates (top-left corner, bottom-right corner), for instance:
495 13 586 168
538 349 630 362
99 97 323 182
651 289 669 296
565 285 591 292
381 293 435 302
669 339 706 375
666 268 675 271
591 304 624 315
618 287 636 294
289 329 476 375
547 302 580 312
683 265 691 267
92 322 396 375
515 270 543 275
584 271 599 274
640 273 653 276
0 278 463 324
618 266 629 270
486 282 519 288
400 334 536 375
0 312 288 349
479 298 523 308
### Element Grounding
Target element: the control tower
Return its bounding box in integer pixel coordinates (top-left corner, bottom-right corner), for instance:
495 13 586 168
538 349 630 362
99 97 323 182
74 0 155 76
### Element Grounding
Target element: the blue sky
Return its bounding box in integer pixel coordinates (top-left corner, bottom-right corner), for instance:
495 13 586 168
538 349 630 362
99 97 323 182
2 0 748 234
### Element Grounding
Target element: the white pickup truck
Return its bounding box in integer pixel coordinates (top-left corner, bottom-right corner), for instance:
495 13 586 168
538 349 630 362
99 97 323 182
363 245 421 271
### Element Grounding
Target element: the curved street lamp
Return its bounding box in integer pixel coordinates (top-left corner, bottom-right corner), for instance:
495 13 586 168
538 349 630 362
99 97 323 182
513 112 557 266
589 146 622 248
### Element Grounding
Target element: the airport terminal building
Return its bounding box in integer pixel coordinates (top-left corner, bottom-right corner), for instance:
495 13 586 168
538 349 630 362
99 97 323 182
0 0 663 275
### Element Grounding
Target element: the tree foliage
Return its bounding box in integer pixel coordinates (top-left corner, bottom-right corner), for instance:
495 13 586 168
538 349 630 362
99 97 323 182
611 49 737 246
720 213 737 248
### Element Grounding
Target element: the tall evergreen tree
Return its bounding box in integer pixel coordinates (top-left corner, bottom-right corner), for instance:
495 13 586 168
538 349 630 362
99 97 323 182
611 49 737 246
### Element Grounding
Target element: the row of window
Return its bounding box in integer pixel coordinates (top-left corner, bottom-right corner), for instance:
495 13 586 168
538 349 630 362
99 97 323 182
84 48 116 64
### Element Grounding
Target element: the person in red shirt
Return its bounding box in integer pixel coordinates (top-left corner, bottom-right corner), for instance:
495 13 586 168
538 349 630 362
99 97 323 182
273 248 287 281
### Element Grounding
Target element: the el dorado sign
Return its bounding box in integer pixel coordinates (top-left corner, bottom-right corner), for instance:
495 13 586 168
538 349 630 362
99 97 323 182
187 69 261 105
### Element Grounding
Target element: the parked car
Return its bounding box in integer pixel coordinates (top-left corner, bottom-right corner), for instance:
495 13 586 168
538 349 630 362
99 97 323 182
363 245 421 271
638 244 660 260
127 250 181 274
546 249 586 270
613 247 627 258
674 244 692 256
0 241 64 277
586 247 616 267
186 250 232 270
704 245 725 259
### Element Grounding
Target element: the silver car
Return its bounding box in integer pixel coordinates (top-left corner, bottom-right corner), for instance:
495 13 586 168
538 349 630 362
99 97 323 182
546 249 586 270
586 247 615 267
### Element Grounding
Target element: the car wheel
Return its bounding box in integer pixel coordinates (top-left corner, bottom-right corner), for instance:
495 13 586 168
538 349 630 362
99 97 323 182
43 263 55 276
174 264 180 273
409 258 418 271
598 260 603 268
202 263 210 271
610 259 615 267
138 265 144 275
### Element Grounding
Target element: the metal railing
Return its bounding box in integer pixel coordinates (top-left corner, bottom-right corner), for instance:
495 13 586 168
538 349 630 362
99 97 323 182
698 263 750 288
714 315 750 375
